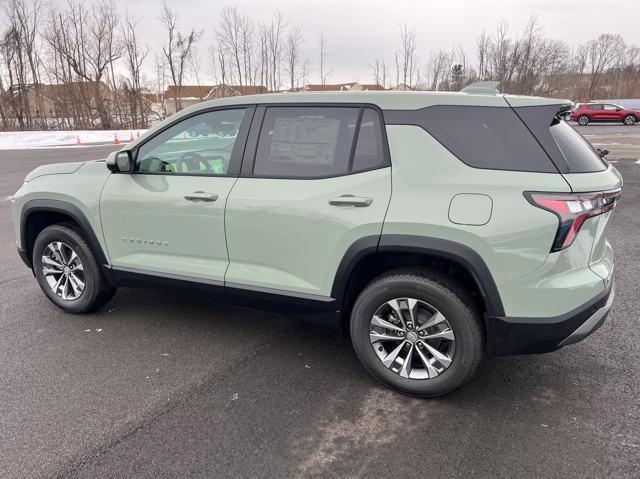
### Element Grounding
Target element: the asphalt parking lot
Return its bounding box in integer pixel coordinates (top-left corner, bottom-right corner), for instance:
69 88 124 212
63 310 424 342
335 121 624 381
1 124 639 478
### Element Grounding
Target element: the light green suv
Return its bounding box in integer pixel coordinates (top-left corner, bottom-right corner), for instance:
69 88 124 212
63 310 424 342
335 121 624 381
11 82 622 397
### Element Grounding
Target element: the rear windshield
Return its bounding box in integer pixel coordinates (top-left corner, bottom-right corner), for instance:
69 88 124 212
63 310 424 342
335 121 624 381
513 105 606 173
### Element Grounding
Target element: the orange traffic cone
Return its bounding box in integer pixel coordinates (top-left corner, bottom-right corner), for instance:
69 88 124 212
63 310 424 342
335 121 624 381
76 136 81 146
114 133 120 145
129 131 134 142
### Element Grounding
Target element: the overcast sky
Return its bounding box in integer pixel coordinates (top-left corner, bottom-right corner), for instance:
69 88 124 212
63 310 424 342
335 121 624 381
56 0 640 85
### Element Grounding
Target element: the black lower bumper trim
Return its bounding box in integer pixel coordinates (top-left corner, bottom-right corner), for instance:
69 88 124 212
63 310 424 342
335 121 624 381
487 279 614 355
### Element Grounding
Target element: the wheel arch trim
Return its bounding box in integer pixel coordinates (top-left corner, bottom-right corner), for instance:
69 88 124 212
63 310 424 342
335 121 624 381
20 199 110 270
331 234 505 317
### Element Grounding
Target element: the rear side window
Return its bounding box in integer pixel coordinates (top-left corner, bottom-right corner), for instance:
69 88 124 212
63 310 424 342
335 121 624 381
514 105 606 173
352 108 386 172
588 104 604 110
391 105 557 172
254 107 358 178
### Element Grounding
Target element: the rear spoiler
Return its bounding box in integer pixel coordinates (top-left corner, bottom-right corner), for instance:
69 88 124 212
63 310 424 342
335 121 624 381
461 81 500 95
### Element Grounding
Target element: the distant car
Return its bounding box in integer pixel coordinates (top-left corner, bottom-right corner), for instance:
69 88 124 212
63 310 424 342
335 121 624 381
570 102 640 126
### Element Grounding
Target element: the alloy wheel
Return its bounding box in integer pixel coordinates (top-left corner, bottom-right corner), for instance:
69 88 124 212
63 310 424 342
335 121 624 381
41 241 85 300
369 298 456 380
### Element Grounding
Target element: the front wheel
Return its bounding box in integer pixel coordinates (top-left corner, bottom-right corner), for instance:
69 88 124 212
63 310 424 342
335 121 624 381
623 115 636 126
577 115 590 126
350 270 484 397
32 224 116 313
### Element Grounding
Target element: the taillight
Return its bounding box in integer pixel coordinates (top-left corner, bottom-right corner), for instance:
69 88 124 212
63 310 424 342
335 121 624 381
524 189 621 252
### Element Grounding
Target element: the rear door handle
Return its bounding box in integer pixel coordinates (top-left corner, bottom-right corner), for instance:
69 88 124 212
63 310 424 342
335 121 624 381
328 195 373 207
184 191 219 202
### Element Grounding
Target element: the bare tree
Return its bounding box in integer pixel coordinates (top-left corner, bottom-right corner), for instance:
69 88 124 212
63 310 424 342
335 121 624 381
217 7 253 86
122 13 149 128
160 1 201 113
285 24 302 90
266 12 284 90
471 19 569 96
318 33 330 85
45 0 123 128
216 38 229 86
0 26 28 129
427 50 450 90
5 0 44 128
476 31 491 81
370 59 382 86
189 44 203 91
584 34 626 99
208 44 219 84
397 24 417 88
370 59 388 88
154 52 168 120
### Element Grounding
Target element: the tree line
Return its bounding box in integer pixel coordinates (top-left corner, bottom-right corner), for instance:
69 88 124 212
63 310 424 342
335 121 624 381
373 18 640 100
1 0 638 131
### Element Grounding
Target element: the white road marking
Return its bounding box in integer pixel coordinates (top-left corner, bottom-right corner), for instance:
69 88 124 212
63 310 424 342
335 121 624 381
636 159 640 165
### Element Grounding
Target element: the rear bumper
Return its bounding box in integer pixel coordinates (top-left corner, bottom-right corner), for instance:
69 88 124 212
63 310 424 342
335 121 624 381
487 279 614 355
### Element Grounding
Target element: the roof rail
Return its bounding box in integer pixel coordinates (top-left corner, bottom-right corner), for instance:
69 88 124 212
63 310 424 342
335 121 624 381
461 81 500 95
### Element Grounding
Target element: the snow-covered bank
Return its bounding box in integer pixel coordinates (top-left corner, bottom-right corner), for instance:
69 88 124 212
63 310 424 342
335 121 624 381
0 130 148 149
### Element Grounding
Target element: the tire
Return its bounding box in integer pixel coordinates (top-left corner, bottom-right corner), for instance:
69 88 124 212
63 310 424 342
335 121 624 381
577 115 590 126
350 270 484 398
32 224 116 313
623 115 636 126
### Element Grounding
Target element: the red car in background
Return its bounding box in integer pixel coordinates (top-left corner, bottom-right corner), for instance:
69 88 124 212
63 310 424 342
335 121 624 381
570 102 640 126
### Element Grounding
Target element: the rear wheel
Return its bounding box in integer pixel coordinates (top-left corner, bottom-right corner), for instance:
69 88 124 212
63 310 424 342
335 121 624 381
350 270 484 397
577 115 590 126
32 224 115 313
623 115 636 126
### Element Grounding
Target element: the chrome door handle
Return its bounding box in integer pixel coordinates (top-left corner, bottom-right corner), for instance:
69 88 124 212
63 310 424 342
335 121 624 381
328 195 373 207
184 191 219 202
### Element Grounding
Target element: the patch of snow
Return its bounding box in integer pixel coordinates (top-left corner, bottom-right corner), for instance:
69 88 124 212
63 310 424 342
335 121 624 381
0 129 147 150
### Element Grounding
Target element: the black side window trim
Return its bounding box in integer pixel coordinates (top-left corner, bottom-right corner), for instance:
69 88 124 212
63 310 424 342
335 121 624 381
128 105 256 178
240 103 391 180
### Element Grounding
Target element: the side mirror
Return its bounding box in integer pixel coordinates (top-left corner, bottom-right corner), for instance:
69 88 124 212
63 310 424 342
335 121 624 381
597 148 609 158
106 150 133 173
